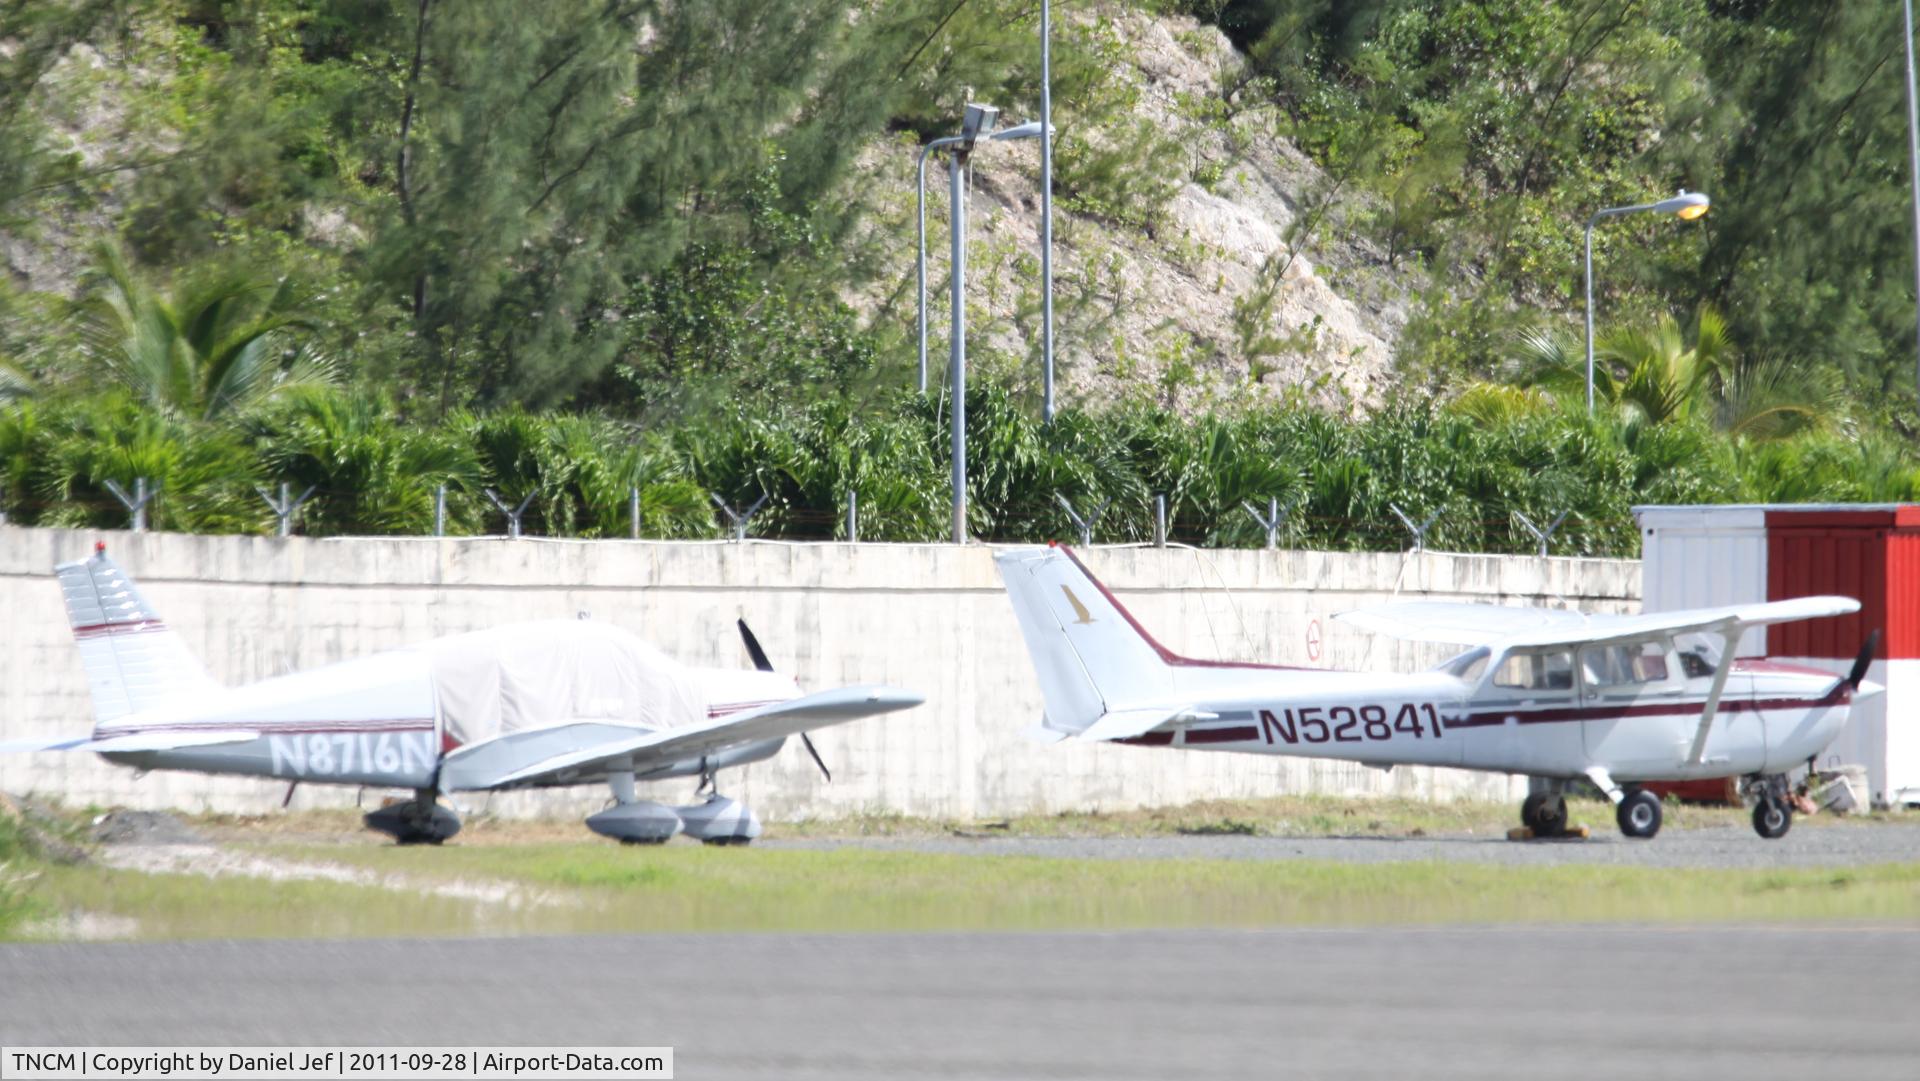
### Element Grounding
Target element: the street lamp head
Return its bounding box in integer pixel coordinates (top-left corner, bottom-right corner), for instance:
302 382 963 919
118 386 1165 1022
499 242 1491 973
1654 189 1710 220
989 120 1049 141
960 103 999 143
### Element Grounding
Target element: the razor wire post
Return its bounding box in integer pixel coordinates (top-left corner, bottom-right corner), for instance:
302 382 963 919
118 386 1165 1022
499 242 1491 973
1153 494 1167 548
1389 503 1440 553
433 485 447 537
846 490 859 544
257 482 316 538
1242 495 1298 551
1515 510 1569 559
629 487 641 540
104 477 157 533
483 488 535 539
1054 492 1110 547
710 492 769 543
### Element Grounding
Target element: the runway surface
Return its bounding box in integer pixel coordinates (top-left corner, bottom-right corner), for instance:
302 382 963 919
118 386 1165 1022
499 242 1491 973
4 926 1917 1079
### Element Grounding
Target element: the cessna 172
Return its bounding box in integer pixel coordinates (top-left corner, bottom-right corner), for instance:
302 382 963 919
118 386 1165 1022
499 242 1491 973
996 545 1879 840
1 545 923 844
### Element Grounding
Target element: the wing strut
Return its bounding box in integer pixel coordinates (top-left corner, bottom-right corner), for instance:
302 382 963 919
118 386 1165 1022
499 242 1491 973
1686 623 1744 767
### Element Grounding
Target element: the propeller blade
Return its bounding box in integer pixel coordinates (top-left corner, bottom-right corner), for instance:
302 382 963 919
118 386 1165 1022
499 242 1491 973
738 619 774 672
800 732 831 782
1849 629 1881 690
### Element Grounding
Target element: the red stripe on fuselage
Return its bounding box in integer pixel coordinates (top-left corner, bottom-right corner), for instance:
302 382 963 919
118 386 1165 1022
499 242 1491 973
1056 546 1314 672
71 619 168 639
1452 687 1849 729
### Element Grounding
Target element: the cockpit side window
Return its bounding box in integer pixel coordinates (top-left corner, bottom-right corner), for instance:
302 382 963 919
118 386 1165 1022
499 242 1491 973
1578 637 1681 694
1673 631 1725 679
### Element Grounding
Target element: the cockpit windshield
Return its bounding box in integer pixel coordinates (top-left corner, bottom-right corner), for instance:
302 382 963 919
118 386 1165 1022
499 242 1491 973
1434 646 1490 682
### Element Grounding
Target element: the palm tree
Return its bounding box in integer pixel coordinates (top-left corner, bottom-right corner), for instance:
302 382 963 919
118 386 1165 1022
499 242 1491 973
1512 307 1836 439
73 245 336 422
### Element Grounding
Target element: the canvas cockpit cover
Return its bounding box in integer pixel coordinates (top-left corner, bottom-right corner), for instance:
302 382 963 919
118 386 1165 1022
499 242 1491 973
420 621 707 746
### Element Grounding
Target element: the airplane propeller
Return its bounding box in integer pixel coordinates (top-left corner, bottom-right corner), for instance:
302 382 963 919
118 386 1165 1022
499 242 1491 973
738 619 831 782
1848 629 1881 690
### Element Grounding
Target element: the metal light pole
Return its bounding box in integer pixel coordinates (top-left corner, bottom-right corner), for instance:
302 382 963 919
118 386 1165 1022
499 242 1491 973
917 135 965 395
1904 0 1920 402
918 122 1046 396
1041 0 1055 423
1583 189 1710 414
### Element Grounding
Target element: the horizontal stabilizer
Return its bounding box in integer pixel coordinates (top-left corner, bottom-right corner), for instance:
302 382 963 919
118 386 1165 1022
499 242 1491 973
0 729 259 753
444 684 924 791
1078 706 1212 742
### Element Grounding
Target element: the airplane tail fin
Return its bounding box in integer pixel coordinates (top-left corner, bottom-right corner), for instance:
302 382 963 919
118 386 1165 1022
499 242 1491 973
992 546 1181 736
57 545 218 727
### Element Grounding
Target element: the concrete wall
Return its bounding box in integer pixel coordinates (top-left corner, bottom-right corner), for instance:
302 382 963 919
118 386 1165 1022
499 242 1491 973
0 526 1639 821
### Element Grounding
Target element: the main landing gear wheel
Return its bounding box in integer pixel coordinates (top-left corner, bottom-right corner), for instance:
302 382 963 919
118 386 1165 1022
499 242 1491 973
1753 796 1793 840
1521 793 1570 837
1615 789 1662 839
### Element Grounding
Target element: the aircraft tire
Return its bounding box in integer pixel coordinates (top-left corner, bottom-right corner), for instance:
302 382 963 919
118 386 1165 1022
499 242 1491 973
1520 793 1548 830
1753 796 1793 840
619 837 671 846
1615 790 1662 839
1522 793 1568 837
701 836 753 847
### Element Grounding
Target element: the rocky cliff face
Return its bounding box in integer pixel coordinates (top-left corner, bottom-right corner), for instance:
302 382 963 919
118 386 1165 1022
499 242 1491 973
846 9 1415 414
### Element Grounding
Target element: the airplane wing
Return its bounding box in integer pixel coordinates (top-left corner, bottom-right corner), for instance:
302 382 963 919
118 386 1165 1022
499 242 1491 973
1333 602 1591 645
438 684 923 791
1335 596 1860 648
0 729 261 753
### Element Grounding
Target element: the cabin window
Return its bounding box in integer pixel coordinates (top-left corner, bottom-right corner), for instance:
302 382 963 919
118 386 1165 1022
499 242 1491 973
1673 631 1723 678
1580 639 1672 687
1492 649 1574 691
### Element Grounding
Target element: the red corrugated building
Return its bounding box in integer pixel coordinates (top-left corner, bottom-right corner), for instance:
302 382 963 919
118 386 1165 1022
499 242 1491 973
1636 504 1920 805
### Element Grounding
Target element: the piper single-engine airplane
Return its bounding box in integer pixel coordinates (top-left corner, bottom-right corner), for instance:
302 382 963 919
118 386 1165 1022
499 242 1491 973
1 545 923 845
996 545 1880 840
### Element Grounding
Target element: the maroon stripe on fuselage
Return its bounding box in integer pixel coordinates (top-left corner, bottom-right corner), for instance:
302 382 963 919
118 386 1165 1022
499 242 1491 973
1116 731 1176 746
1451 687 1848 729
72 620 167 639
1183 725 1261 744
95 719 434 737
1056 545 1315 672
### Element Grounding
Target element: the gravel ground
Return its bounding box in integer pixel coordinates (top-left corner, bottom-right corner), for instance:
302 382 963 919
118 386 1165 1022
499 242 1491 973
766 820 1920 868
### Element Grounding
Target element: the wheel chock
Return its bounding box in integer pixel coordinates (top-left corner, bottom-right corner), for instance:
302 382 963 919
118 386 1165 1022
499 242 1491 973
1506 824 1591 842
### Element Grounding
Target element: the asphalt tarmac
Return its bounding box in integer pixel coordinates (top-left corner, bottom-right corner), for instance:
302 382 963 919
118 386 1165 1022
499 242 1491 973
4 926 1916 1079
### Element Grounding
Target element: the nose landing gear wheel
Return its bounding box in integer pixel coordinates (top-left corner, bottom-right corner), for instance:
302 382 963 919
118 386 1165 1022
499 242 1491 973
1615 789 1663 839
1521 792 1570 837
1753 795 1793 839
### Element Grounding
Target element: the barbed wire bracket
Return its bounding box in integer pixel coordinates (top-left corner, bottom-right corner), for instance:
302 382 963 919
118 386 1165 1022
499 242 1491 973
257 482 317 538
1055 493 1111 547
483 488 536 539
1241 495 1300 551
1515 510 1570 559
1388 503 1440 553
104 478 158 533
711 492 770 543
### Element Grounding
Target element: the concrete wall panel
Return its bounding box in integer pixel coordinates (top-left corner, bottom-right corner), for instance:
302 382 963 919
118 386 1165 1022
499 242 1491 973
0 527 1639 821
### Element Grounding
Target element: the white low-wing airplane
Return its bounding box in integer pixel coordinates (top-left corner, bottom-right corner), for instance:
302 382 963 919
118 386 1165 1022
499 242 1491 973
1 545 923 844
996 545 1880 840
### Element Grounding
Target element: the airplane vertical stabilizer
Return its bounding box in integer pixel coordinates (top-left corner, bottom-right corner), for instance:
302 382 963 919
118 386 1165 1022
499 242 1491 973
993 546 1176 734
57 547 218 726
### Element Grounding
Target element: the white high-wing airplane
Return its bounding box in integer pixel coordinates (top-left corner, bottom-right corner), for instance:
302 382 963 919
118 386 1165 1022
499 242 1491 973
996 545 1880 840
1 545 923 845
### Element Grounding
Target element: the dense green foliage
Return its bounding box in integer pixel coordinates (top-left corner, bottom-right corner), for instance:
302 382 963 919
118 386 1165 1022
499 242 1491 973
1186 1 1920 413
1 1 1918 554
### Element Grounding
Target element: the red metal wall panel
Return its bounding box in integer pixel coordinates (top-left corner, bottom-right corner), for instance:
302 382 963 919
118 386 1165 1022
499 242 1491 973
1887 526 1920 660
1766 519 1887 660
